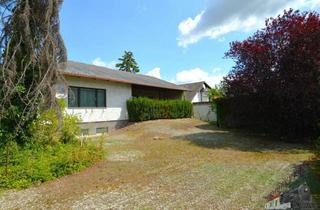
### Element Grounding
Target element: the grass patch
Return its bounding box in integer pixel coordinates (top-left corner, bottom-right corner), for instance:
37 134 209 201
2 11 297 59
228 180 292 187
0 142 104 189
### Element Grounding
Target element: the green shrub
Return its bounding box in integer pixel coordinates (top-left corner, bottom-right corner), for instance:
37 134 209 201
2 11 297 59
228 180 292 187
28 100 80 146
28 109 61 145
0 142 104 189
127 97 193 122
61 114 81 144
0 99 103 189
215 96 281 134
214 98 228 128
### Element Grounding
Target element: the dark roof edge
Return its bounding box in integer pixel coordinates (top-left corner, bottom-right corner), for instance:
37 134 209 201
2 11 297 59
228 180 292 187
178 81 212 89
61 71 189 91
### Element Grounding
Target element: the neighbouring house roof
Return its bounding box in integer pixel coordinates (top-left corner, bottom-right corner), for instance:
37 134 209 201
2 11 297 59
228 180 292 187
60 61 188 91
178 81 211 101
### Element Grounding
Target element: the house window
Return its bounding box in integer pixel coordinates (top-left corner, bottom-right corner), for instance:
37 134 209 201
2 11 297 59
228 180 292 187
96 127 108 134
68 86 106 108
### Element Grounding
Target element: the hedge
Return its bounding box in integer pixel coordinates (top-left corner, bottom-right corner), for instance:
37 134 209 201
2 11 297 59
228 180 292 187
216 96 266 130
215 95 319 137
127 97 193 122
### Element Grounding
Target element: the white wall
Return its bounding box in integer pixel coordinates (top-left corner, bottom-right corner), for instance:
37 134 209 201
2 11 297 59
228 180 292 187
56 77 132 123
191 83 210 103
192 92 201 103
193 103 216 122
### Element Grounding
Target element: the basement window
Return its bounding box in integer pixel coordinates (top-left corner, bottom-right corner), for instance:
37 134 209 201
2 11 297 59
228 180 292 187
80 129 89 136
96 127 108 134
68 86 106 108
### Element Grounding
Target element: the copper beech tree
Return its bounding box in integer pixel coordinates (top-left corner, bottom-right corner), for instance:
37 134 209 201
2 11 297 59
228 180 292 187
223 9 320 136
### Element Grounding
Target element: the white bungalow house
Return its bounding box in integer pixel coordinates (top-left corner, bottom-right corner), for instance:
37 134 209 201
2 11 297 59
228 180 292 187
56 61 188 135
179 81 216 122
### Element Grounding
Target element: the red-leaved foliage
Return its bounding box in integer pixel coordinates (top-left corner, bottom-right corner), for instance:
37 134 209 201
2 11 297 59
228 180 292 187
223 9 320 136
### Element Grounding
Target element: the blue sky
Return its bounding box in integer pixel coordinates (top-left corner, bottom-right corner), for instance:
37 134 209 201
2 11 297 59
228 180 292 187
60 0 320 86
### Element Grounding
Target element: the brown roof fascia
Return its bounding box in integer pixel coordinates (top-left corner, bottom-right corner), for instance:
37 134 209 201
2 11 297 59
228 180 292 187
62 71 189 91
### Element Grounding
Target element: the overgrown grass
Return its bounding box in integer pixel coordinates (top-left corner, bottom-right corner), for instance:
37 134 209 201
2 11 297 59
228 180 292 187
0 141 104 189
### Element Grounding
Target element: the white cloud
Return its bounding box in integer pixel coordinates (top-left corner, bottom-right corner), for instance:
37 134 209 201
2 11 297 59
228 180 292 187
146 67 161 79
92 57 117 69
178 0 320 47
92 57 107 67
178 11 204 36
174 67 225 87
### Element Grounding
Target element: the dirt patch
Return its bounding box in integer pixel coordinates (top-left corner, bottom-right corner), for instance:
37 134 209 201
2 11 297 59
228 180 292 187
107 150 144 162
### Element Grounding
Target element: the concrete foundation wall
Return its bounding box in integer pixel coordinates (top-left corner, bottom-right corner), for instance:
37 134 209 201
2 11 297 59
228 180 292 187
193 102 216 122
78 120 128 136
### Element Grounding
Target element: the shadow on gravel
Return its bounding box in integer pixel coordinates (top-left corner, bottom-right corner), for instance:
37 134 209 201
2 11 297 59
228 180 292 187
175 124 311 153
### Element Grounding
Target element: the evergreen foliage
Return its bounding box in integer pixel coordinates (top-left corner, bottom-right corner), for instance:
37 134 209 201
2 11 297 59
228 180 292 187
127 98 193 122
116 51 140 73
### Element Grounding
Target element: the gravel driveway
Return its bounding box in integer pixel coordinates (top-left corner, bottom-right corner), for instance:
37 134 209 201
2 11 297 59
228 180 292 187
0 119 313 209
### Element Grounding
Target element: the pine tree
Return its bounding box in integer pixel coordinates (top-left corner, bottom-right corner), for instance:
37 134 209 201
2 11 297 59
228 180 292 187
116 51 140 73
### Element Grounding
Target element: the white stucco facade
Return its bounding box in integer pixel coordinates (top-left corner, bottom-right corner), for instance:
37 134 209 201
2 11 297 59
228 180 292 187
57 76 132 123
192 92 201 103
191 83 210 103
